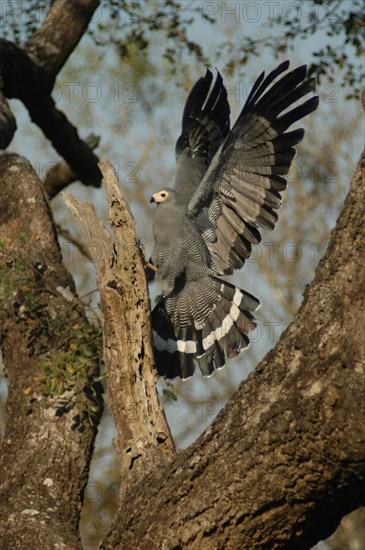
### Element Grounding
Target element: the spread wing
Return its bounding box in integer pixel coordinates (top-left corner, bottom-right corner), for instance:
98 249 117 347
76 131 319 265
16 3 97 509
173 69 230 200
188 61 319 275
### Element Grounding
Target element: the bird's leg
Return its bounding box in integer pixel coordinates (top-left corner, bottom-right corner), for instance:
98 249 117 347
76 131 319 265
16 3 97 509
145 259 157 272
138 241 157 272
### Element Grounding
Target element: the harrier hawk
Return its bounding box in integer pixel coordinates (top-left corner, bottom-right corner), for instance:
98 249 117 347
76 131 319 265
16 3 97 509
150 61 318 379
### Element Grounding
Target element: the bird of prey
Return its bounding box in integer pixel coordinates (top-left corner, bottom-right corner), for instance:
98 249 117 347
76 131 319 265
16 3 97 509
149 60 318 379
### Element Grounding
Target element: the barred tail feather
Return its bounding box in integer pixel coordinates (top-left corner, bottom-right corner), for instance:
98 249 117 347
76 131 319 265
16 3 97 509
198 280 258 374
152 279 260 379
152 302 182 379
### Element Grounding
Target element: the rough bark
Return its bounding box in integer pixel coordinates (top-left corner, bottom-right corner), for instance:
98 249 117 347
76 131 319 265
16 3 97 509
25 0 101 80
98 149 365 548
63 160 175 482
0 152 103 548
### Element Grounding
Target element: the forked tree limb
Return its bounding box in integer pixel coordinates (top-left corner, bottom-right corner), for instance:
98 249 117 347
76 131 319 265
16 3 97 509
98 150 365 546
63 160 175 480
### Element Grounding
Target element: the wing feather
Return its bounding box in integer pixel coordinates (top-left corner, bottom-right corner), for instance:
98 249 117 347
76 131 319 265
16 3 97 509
173 69 230 199
188 61 319 274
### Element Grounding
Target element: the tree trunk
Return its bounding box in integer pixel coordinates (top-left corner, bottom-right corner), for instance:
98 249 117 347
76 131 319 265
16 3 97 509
0 152 103 548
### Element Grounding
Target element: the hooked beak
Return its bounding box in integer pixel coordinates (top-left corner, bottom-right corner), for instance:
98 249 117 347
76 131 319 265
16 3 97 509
150 193 163 204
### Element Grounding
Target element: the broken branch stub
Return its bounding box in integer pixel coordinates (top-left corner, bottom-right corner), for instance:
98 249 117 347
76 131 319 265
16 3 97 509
62 160 175 477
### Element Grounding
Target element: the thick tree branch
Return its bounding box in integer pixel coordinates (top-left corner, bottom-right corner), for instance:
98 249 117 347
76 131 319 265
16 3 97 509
0 39 101 186
25 0 101 80
44 134 100 198
63 160 175 480
0 0 102 186
0 152 103 548
99 148 365 548
0 88 16 148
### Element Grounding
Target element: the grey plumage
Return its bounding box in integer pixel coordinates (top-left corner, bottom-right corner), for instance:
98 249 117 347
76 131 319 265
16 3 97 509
150 61 319 379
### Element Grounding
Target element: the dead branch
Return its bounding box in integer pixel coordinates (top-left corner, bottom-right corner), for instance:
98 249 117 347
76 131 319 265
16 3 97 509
63 160 175 483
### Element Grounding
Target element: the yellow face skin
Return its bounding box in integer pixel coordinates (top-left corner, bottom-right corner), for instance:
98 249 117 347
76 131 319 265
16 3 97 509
151 190 170 203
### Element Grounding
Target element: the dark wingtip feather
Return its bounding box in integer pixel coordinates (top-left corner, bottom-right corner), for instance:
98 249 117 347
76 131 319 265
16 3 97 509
182 69 214 127
309 95 320 113
274 95 319 134
279 59 291 72
245 60 291 111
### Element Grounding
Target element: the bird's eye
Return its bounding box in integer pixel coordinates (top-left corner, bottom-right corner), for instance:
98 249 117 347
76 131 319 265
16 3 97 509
160 191 169 199
161 193 166 197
